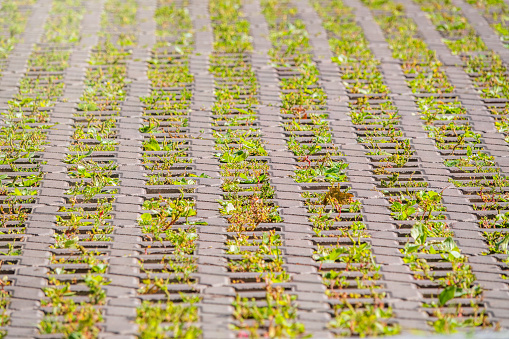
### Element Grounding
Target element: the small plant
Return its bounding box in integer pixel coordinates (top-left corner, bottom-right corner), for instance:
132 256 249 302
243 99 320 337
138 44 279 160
328 293 400 337
136 295 201 339
232 279 307 338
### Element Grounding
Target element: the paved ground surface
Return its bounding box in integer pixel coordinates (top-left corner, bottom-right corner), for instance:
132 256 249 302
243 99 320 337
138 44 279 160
2 0 509 338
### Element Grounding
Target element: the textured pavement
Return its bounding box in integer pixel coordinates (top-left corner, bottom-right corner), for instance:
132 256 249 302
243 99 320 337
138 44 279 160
1 0 509 338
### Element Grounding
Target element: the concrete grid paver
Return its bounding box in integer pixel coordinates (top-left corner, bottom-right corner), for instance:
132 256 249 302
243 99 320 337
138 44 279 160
2 0 509 338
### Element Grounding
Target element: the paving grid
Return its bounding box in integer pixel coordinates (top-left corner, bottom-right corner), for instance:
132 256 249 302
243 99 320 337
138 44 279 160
1 0 509 338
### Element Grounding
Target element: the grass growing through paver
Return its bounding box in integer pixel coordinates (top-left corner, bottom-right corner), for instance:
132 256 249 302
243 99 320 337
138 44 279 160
210 1 306 337
313 0 490 334
136 195 200 338
415 0 509 145
311 0 409 334
263 0 400 336
466 0 509 48
37 0 128 336
136 1 201 337
0 78 46 336
412 0 509 275
360 0 493 332
0 0 37 78
0 0 86 336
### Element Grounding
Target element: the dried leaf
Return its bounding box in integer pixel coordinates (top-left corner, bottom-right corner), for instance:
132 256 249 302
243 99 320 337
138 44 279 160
322 186 353 205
